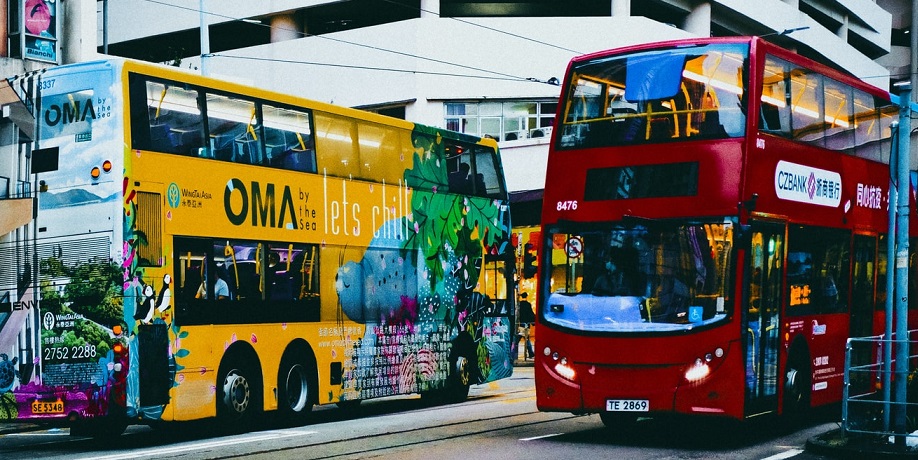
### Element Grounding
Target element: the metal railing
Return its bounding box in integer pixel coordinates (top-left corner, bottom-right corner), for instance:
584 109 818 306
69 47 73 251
0 176 33 199
843 329 918 446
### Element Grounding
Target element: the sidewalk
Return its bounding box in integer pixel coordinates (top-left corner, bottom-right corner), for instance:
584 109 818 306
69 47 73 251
807 428 918 458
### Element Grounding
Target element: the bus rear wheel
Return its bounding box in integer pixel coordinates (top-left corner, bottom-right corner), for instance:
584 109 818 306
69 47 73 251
277 350 315 424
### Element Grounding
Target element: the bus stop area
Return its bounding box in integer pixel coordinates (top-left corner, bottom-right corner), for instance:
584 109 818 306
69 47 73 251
804 330 918 459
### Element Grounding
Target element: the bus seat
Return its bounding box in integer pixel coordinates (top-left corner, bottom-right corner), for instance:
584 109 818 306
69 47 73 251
282 149 316 173
149 123 174 152
234 138 262 165
171 128 203 155
211 132 236 161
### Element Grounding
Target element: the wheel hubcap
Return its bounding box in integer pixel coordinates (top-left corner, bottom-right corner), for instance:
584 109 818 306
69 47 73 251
223 370 249 415
285 364 309 412
456 356 470 386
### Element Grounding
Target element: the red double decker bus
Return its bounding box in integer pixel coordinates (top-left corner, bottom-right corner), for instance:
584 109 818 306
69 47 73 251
535 36 910 426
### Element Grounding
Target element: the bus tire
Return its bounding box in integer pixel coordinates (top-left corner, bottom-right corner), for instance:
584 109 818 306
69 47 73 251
217 356 261 431
446 333 475 403
277 348 315 424
783 347 811 421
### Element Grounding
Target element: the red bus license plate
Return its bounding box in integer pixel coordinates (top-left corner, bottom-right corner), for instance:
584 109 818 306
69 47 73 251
606 399 648 412
31 399 64 414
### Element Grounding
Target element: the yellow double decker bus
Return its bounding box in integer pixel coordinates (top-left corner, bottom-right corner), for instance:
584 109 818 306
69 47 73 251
0 59 514 435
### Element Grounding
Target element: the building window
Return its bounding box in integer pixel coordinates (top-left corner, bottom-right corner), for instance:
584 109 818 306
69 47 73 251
445 101 556 141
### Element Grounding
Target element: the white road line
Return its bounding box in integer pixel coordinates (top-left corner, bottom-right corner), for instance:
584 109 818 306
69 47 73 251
520 433 563 441
760 448 804 460
78 429 316 460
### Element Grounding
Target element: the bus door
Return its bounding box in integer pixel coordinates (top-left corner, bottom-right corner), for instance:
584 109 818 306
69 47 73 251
849 234 877 395
744 221 784 416
132 188 171 408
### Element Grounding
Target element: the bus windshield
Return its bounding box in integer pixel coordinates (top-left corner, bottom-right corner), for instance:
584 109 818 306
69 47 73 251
559 43 748 149
544 220 735 332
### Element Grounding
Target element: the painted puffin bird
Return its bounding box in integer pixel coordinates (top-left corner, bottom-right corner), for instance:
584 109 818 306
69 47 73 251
134 274 172 324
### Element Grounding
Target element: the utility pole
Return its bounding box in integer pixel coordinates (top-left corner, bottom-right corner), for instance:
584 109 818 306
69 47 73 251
893 81 912 446
200 0 209 76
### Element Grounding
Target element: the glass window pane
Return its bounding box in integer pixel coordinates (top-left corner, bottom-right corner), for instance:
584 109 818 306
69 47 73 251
461 118 479 135
263 104 315 172
314 111 358 177
145 81 204 155
823 78 853 152
760 57 791 136
480 102 501 116
790 69 825 145
206 93 262 165
852 90 879 161
878 103 896 164
446 102 477 116
356 121 406 183
787 226 850 315
504 101 537 117
480 117 501 139
559 43 747 149
473 146 504 197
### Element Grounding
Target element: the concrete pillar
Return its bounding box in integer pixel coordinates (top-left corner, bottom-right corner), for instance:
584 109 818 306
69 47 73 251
836 14 848 41
421 0 440 18
611 0 630 17
62 0 99 64
271 13 303 43
684 2 711 37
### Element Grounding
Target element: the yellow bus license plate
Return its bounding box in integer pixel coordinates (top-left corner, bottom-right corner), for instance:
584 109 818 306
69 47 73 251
31 399 64 414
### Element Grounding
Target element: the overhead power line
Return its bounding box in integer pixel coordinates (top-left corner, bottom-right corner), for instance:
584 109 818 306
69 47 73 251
211 54 556 84
377 0 584 55
137 0 564 85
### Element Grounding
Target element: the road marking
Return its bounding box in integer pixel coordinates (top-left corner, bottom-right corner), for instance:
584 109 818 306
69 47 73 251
760 449 803 460
520 433 563 441
78 429 316 460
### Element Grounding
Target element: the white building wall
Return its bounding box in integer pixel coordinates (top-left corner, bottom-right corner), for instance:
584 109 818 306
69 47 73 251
196 16 692 117
102 0 316 43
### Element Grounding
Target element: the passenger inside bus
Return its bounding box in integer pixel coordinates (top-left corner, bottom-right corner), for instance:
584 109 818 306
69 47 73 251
196 268 230 300
592 247 639 296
